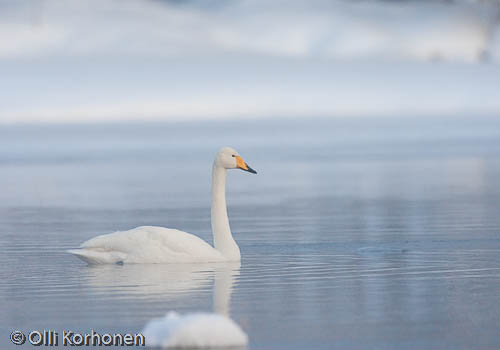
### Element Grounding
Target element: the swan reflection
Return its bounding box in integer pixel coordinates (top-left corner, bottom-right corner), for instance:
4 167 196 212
82 262 241 315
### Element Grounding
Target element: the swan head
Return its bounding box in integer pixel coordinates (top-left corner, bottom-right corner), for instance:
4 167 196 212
215 147 257 174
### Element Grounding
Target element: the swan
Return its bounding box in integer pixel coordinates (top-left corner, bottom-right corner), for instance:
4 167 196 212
140 263 246 348
68 147 257 264
141 311 248 348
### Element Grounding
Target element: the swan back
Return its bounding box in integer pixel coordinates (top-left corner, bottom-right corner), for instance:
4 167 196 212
141 311 248 348
69 226 226 264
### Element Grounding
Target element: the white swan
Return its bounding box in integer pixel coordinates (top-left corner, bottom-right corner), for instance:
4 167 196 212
81 262 246 347
68 147 257 264
141 311 248 349
140 263 246 348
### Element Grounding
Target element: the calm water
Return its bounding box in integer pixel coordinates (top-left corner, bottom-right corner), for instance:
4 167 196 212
1 117 500 349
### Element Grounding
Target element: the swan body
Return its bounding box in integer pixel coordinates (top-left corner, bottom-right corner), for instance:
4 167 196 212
68 147 256 264
141 311 248 348
69 226 226 264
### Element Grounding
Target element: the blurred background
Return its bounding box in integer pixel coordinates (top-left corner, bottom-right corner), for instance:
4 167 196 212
0 0 500 123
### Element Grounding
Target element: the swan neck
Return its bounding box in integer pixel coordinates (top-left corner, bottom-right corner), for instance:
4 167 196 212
211 164 240 260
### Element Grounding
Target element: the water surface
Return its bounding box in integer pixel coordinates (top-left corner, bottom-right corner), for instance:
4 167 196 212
1 117 500 349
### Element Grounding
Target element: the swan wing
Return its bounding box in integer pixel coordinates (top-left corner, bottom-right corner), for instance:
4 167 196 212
69 226 225 264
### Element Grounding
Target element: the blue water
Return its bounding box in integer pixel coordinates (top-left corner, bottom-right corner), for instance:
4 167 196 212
1 117 500 349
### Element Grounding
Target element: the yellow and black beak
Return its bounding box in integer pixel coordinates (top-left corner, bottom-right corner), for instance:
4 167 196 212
235 155 257 174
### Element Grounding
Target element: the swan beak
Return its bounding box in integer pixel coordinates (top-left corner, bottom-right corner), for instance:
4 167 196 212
235 156 257 174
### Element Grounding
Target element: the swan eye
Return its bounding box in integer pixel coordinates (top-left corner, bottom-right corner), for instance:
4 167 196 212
232 155 236 157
